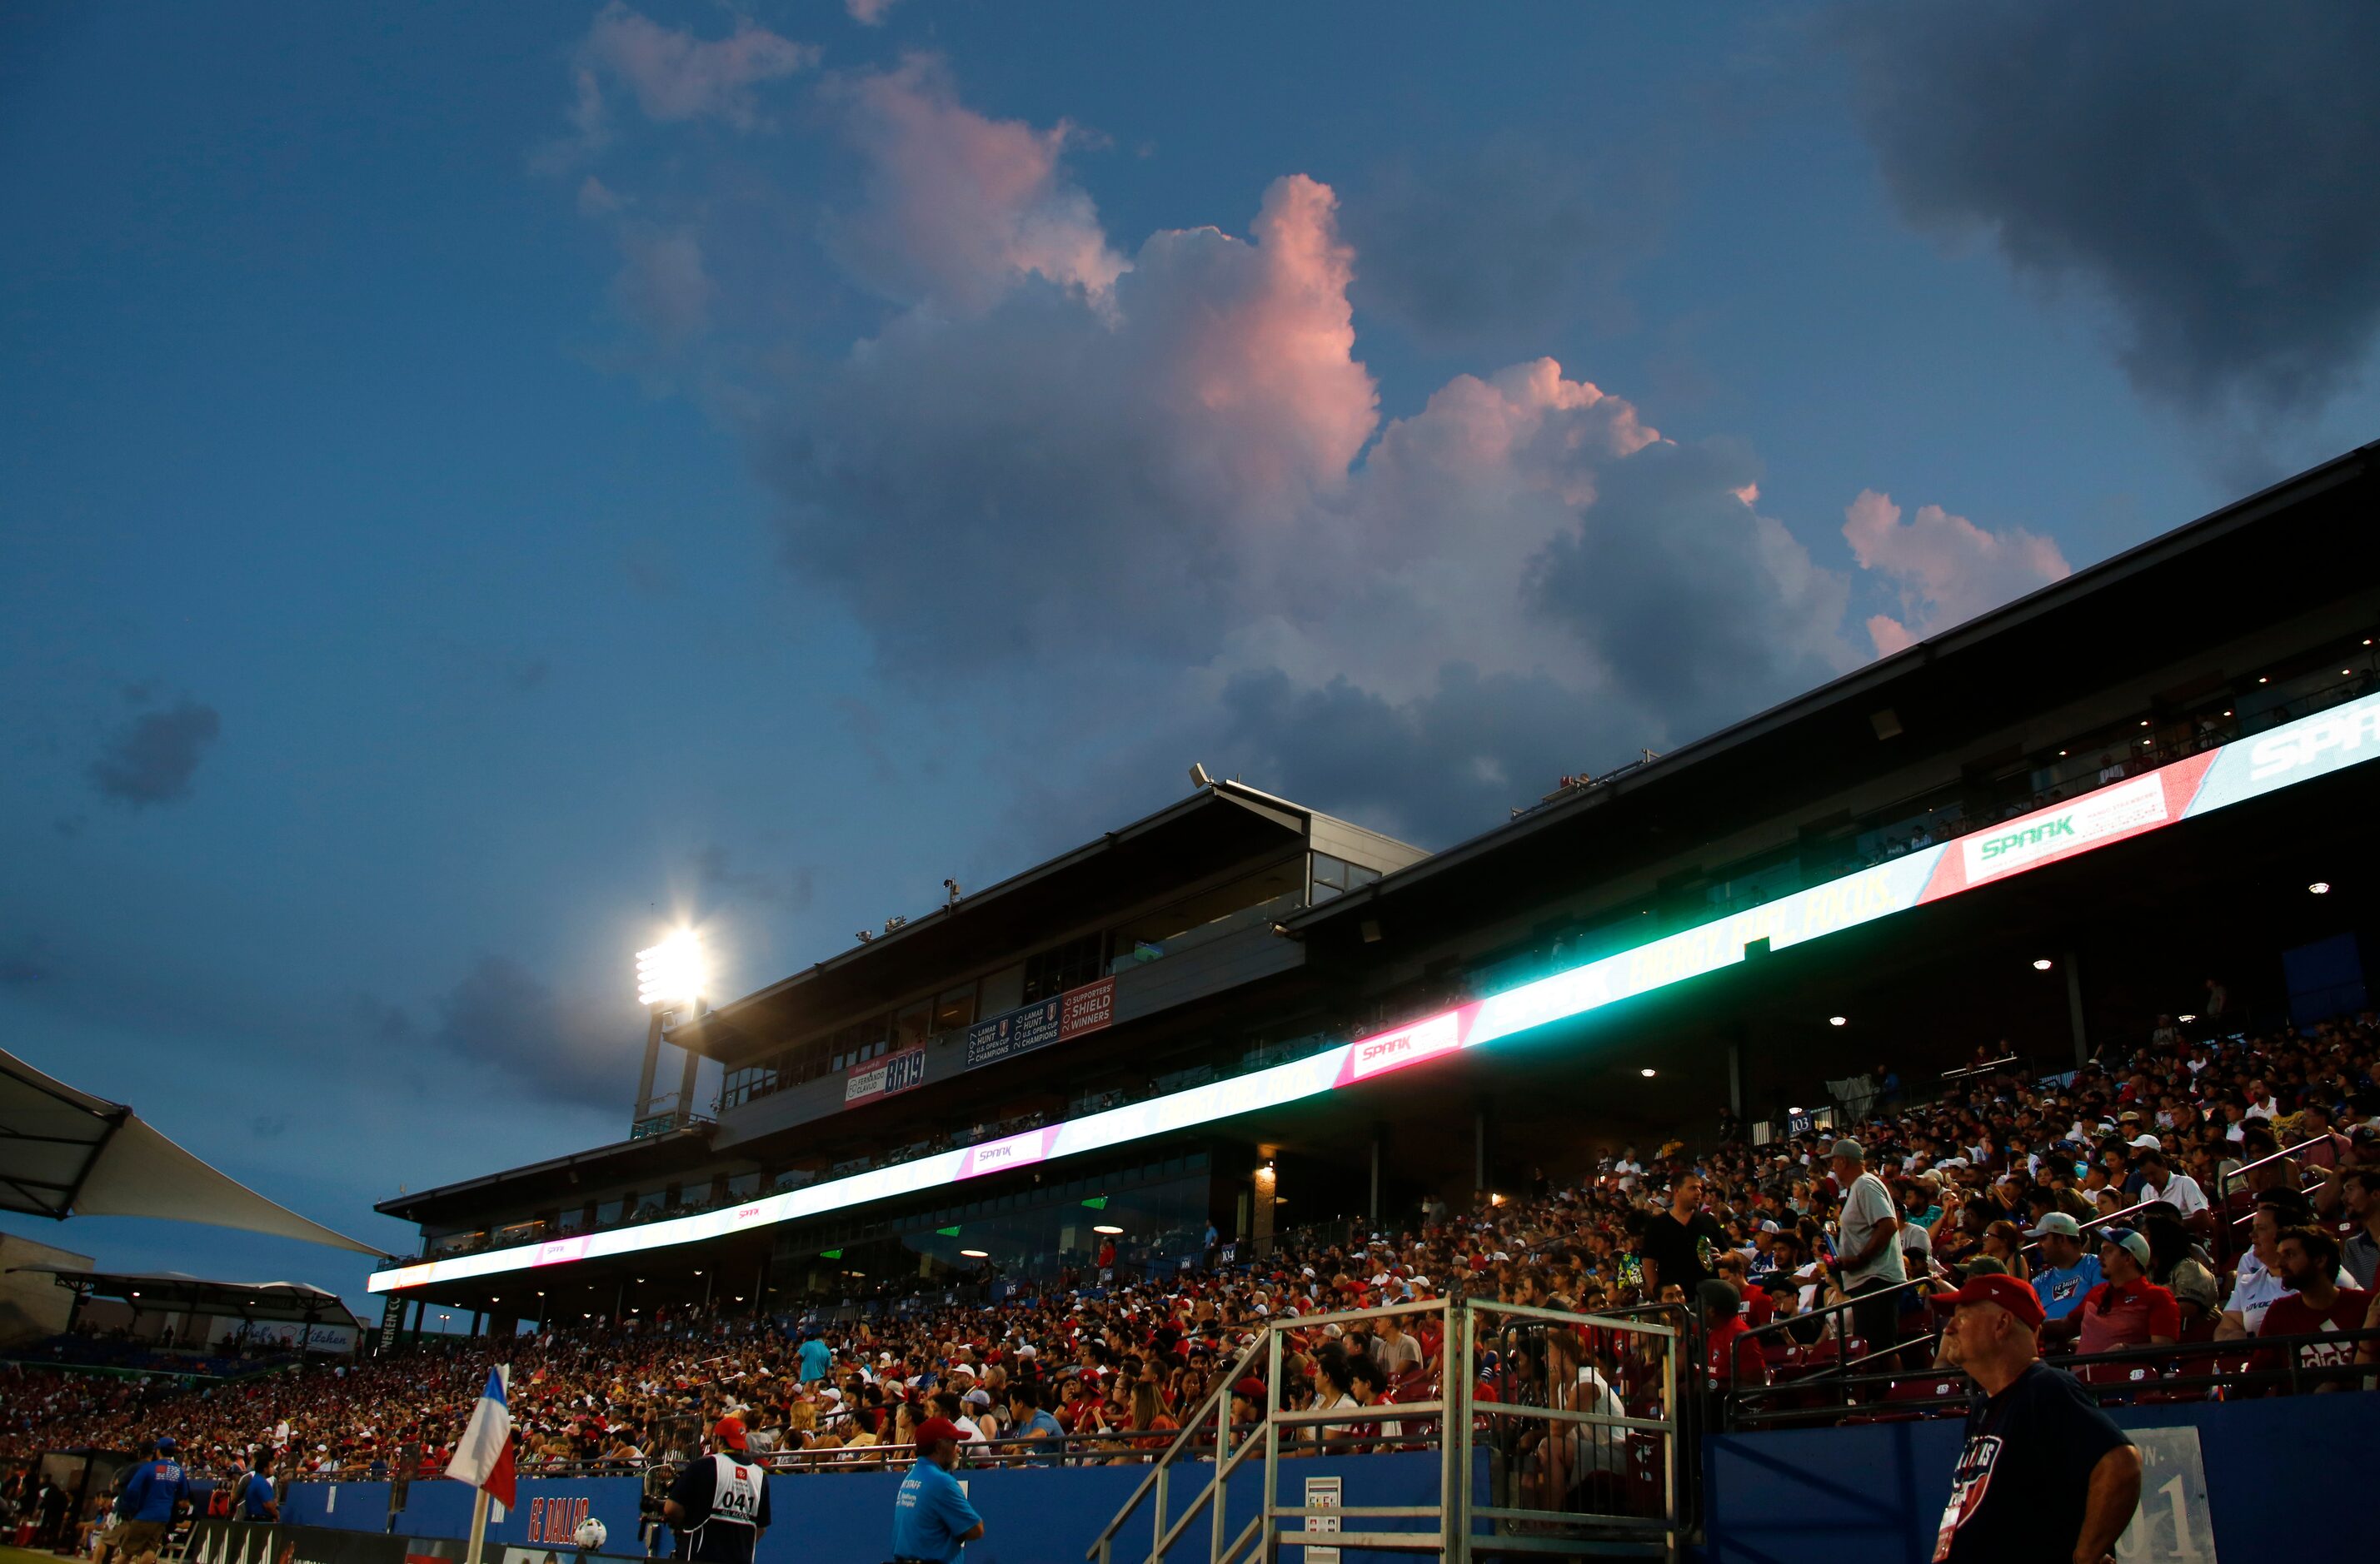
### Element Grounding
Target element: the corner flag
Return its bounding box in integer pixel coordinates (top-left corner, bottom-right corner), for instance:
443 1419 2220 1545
446 1367 516 1507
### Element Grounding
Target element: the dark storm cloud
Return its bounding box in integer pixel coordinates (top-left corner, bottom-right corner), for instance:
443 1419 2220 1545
1529 437 1846 727
691 844 815 909
86 698 222 808
1342 138 1651 352
434 955 633 1110
1837 1 2380 417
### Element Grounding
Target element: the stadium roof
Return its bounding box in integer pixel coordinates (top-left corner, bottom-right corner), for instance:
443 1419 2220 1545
682 777 1415 1061
1288 436 2380 948
373 1119 718 1225
0 1048 384 1256
2 1267 363 1328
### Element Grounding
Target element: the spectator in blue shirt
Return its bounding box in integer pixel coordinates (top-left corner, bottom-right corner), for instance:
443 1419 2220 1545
2026 1213 2104 1321
1005 1386 1065 1466
891 1417 983 1564
237 1452 277 1522
796 1332 832 1384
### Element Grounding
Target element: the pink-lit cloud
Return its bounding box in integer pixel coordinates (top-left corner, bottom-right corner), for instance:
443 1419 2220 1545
846 0 901 24
822 56 1125 311
1843 489 2070 655
566 3 817 152
560 52 2059 839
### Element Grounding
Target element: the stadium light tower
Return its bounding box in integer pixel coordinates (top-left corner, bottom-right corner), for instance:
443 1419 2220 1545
632 929 710 1135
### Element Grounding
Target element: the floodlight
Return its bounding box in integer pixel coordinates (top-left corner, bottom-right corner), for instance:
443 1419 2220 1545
960 1248 989 1259
636 930 706 1008
1093 1223 1124 1235
2033 959 2054 971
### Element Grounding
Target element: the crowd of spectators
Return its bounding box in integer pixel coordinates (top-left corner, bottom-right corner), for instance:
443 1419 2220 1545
5 1001 2375 1489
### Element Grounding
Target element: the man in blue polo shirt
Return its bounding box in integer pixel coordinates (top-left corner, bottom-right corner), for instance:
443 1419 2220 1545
2026 1213 2103 1322
891 1417 984 1564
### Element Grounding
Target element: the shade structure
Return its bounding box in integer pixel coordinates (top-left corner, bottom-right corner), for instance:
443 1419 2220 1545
1 1267 365 1329
0 1048 383 1256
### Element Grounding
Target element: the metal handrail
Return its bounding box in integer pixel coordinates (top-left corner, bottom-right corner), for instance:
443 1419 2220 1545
1085 1327 1270 1562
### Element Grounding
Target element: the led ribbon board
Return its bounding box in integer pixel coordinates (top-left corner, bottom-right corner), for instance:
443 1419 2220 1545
372 690 2380 1293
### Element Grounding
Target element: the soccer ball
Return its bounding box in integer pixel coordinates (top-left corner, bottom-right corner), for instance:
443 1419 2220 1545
572 1519 608 1551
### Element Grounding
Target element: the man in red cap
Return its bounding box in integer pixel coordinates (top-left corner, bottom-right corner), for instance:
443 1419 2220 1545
661 1415 770 1564
1929 1273 2139 1564
891 1417 983 1564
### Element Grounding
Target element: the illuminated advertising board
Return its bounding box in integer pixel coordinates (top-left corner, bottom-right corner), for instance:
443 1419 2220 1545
369 689 2380 1293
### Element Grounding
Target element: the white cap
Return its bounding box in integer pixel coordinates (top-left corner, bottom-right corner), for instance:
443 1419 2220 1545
1016 1344 1036 1357
2129 1133 2161 1148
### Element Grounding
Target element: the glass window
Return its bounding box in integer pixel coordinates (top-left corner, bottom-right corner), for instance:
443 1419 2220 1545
726 1171 761 1199
933 984 977 1034
596 1198 624 1226
894 1001 932 1048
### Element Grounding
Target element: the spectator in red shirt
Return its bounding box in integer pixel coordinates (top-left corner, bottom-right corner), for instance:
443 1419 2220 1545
2045 1229 2178 1356
1699 1281 1766 1392
2253 1227 2373 1392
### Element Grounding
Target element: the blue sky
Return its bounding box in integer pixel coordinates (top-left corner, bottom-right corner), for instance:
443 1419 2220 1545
2 2 2375 1322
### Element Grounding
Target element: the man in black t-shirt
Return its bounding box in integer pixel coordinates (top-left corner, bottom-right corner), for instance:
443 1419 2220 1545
1931 1273 2139 1564
1637 1173 1727 1296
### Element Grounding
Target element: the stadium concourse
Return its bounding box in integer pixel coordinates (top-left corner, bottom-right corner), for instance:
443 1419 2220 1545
2 979 2373 1501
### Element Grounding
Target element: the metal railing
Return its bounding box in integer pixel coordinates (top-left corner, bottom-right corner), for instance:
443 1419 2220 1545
1088 1293 1686 1564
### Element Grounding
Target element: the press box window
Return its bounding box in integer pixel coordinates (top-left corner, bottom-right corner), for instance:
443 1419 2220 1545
1309 853 1381 904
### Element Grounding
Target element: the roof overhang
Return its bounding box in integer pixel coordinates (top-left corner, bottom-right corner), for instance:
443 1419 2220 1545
0 1049 385 1255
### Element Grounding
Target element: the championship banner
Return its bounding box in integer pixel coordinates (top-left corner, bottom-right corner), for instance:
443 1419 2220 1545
962 976 1115 1069
842 1044 927 1108
370 688 2380 1295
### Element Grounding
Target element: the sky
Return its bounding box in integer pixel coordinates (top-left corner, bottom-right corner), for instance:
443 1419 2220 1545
2 2 2377 1325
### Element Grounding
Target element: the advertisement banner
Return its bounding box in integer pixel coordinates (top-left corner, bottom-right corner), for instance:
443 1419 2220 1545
963 977 1115 1068
842 1044 927 1108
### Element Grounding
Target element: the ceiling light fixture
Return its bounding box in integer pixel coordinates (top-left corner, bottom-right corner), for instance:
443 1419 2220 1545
959 1248 989 1259
1639 1067 1657 1078
1093 1223 1124 1235
1829 1015 1848 1027
2309 881 2332 894
2033 959 2053 971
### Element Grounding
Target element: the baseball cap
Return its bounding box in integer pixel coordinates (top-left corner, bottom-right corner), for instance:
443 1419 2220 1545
964 1388 991 1408
911 1417 962 1450
1232 1377 1267 1401
2025 1213 2083 1239
2128 1133 2162 1149
2102 1228 2153 1268
154 1437 177 1455
1935 1272 2046 1331
1829 1138 1864 1161
712 1417 748 1451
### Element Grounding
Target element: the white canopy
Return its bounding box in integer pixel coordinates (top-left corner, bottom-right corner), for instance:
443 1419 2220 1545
0 1048 384 1256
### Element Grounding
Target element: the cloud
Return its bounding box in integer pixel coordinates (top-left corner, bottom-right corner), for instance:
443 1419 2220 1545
87 698 222 808
433 956 631 1110
598 62 2058 843
577 3 817 134
820 56 1126 311
1837 2 2380 421
691 844 816 910
610 224 715 346
1842 489 2070 655
1342 137 1649 351
846 0 901 24
766 171 1375 673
